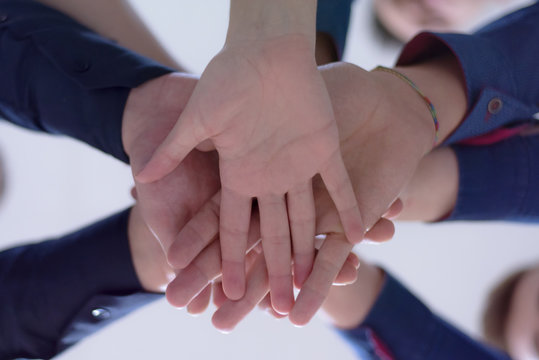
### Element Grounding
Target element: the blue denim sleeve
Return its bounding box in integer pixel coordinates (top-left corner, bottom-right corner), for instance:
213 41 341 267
316 0 354 59
446 134 539 222
0 0 174 163
0 209 162 360
396 2 539 144
339 273 511 360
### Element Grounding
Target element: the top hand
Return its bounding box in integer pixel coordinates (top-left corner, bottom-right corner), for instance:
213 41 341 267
135 34 364 314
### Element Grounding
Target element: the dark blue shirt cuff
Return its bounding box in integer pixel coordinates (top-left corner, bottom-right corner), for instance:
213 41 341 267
396 3 539 144
0 0 174 163
340 272 510 359
448 134 539 222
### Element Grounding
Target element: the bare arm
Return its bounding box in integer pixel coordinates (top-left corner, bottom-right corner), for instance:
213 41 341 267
322 260 385 329
397 147 459 222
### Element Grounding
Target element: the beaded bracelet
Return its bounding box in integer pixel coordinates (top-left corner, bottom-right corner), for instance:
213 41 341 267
373 66 439 145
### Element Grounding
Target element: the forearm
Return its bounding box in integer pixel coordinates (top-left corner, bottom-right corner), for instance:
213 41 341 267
368 52 467 155
397 147 459 222
35 0 181 70
227 0 317 46
398 132 539 223
394 54 467 147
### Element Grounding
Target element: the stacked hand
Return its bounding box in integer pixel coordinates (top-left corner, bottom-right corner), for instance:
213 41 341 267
124 58 440 329
121 0 461 327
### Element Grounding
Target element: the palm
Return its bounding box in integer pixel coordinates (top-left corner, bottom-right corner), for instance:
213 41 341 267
194 41 339 196
122 73 220 251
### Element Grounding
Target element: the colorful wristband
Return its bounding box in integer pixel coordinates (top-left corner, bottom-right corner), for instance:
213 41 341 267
373 66 439 145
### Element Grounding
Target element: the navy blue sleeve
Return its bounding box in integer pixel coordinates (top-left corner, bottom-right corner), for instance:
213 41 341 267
316 0 354 59
396 2 539 144
0 209 162 360
0 0 174 163
446 134 539 222
339 273 511 360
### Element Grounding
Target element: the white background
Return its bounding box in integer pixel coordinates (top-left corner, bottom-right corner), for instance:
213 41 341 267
0 0 536 359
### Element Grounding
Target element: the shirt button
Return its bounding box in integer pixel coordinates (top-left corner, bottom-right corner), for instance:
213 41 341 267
487 98 503 115
74 60 91 73
0 15 8 23
91 308 111 320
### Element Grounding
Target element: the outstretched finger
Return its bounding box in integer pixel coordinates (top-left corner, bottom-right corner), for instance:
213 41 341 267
212 254 269 332
287 180 316 288
167 192 221 269
135 109 207 183
220 187 252 300
290 233 352 326
258 194 294 315
384 198 404 219
257 293 286 319
334 252 360 285
166 240 221 308
364 218 395 243
187 284 212 315
320 152 364 244
212 280 227 308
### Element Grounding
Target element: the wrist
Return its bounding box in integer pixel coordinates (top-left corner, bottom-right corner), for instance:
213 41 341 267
323 263 385 329
397 147 459 222
369 68 436 157
227 0 317 48
394 54 467 147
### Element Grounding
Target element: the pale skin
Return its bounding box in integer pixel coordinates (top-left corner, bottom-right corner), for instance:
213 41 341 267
180 138 458 330
135 0 365 314
121 71 395 319
130 142 458 326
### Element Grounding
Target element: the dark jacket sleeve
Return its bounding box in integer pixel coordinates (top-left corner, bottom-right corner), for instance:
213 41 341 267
339 273 511 360
443 134 539 222
396 2 539 144
0 209 162 360
0 0 174 163
316 0 353 60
